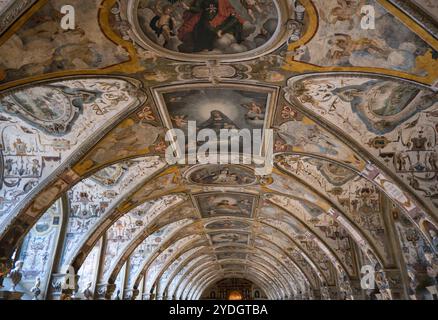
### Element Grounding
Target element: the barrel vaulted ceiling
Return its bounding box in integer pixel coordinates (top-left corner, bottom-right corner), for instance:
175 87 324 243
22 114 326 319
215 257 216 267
0 0 437 300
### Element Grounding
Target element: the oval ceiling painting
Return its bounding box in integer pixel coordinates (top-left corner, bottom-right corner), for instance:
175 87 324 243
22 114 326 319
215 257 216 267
187 164 256 186
133 0 284 60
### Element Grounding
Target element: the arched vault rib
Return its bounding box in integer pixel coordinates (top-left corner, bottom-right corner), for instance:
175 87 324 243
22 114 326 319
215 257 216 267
156 248 214 295
170 258 218 299
142 222 311 296
0 110 167 261
192 272 284 300
149 243 214 296
266 170 384 271
70 189 189 271
108 219 204 286
191 274 273 300
107 216 201 284
270 163 388 264
256 223 330 285
281 72 438 245
156 244 309 299
248 237 316 291
60 157 167 266
180 259 292 300
142 234 207 294
146 240 295 298
260 199 355 280
138 221 321 295
174 260 221 299
193 272 278 300
184 255 296 299
196 273 279 300
246 254 299 294
185 263 287 300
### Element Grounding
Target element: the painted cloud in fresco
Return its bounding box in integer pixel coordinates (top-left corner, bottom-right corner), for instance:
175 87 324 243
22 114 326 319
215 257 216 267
136 0 279 54
293 0 437 76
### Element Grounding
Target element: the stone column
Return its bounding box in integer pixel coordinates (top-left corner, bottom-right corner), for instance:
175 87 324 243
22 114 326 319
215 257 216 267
48 273 80 300
95 283 116 300
123 288 140 300
379 198 410 299
349 279 366 300
328 286 339 300
381 268 406 300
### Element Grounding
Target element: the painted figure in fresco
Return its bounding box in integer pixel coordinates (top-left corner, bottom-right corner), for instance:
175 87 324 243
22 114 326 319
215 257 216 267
82 281 93 300
0 261 10 288
178 0 245 53
8 260 24 291
199 110 239 134
326 34 388 62
241 101 265 121
327 0 365 30
150 4 177 47
240 0 263 22
332 80 436 134
30 277 41 300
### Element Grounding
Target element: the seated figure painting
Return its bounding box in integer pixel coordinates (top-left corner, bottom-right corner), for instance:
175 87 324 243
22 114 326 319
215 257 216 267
137 0 279 54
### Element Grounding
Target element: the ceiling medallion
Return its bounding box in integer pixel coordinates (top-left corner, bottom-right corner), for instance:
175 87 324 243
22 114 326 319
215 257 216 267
126 0 293 62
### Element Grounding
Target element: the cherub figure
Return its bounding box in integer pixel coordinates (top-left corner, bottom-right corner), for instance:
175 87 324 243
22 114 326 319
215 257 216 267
326 34 388 61
150 4 176 47
328 0 365 30
171 115 188 128
240 0 263 22
241 101 264 120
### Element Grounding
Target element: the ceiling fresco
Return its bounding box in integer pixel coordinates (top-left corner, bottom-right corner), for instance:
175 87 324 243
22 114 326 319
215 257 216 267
0 0 437 302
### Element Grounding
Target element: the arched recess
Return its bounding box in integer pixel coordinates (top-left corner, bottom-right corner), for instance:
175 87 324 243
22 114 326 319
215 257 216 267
149 243 213 297
137 221 320 298
178 258 293 300
69 189 190 271
156 244 307 299
193 275 275 300
99 199 196 284
169 257 218 299
0 76 167 263
192 271 290 300
0 76 147 233
194 273 279 301
105 218 203 291
144 237 297 299
186 264 287 301
154 245 213 298
59 156 167 267
4 197 66 299
142 234 207 295
187 257 295 299
281 72 438 247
